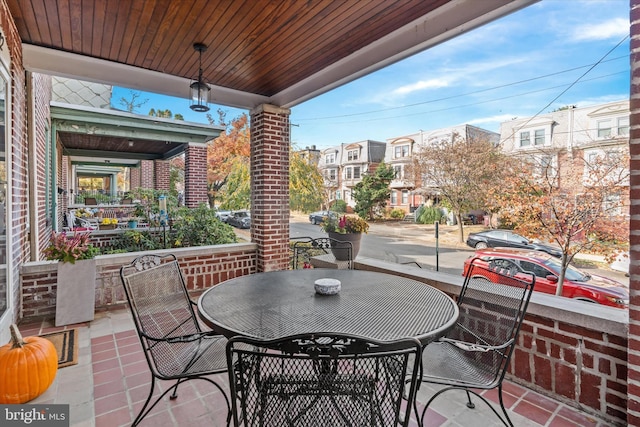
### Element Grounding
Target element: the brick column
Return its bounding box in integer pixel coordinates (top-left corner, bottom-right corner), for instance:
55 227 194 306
250 104 290 272
130 166 141 190
154 159 170 191
140 160 154 189
629 0 640 423
184 143 208 207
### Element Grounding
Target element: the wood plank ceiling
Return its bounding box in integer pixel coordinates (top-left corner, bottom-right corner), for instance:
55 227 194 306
6 0 535 109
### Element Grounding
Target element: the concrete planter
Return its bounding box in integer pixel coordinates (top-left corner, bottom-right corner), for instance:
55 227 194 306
55 259 96 326
327 232 362 260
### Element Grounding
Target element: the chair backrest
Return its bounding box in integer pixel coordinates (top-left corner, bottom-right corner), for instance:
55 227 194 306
120 254 201 374
291 237 353 269
445 256 535 386
227 333 422 427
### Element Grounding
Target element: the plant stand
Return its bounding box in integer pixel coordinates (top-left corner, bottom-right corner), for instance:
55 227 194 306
55 259 96 326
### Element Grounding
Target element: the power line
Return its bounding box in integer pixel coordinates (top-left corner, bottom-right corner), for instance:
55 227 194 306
500 34 629 145
295 55 628 122
306 70 627 126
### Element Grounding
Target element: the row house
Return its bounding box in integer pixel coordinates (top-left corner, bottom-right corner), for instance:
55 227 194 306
500 99 630 217
318 141 386 210
386 125 499 213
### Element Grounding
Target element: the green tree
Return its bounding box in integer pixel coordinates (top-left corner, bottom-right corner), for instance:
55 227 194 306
290 148 324 212
352 163 395 220
219 159 250 210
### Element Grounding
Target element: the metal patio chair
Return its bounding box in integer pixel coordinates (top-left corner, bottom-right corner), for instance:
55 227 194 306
227 333 422 427
120 253 231 426
291 237 353 269
417 256 535 427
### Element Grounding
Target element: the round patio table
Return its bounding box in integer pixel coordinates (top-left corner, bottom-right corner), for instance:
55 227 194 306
197 269 459 345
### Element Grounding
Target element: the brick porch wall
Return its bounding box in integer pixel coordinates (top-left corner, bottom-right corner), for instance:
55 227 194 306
130 166 141 189
354 258 627 426
184 143 208 207
250 104 290 272
154 159 170 191
629 0 640 424
140 159 154 189
20 243 258 319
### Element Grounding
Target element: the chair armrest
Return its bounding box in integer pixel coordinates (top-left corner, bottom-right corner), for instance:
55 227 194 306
140 330 221 344
439 337 514 353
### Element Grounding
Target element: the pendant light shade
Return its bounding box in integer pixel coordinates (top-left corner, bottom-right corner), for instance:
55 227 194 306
190 43 210 112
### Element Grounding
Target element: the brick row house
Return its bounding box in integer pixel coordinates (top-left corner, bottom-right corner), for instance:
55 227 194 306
315 104 629 222
500 100 630 221
318 140 386 211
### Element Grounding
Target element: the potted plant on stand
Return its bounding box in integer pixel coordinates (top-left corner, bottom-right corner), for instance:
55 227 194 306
44 232 100 326
320 215 369 260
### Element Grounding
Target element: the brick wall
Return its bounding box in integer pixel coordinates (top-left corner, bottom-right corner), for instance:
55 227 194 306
140 159 154 188
354 258 627 426
250 104 291 272
130 166 141 189
184 143 207 207
20 243 258 319
154 159 170 191
630 1 640 424
0 0 30 327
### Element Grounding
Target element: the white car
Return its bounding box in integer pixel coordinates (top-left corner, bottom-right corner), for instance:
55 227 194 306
610 252 630 276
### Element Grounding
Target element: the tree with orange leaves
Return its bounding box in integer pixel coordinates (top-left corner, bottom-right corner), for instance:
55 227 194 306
206 110 250 208
490 146 629 295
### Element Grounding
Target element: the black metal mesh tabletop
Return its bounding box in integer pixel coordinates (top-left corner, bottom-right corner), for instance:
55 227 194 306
198 269 458 344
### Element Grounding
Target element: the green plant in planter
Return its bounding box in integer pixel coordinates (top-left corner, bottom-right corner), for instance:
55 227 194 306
44 232 99 264
320 215 369 234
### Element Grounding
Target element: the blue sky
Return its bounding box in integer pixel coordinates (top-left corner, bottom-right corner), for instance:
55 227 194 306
111 0 630 151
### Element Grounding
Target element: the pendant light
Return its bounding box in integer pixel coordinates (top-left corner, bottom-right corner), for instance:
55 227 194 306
190 43 210 112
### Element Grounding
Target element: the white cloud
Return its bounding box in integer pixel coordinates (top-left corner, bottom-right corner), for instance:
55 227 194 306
392 79 450 96
571 18 629 41
466 114 515 127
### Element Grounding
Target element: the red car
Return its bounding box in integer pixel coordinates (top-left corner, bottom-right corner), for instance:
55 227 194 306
462 248 629 309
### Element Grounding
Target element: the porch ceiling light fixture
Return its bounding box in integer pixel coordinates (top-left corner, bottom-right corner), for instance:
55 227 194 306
189 43 210 112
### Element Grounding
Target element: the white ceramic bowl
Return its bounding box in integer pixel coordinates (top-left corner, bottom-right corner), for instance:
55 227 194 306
314 278 341 295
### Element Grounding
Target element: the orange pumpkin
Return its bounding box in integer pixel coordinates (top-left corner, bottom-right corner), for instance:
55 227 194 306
0 324 58 404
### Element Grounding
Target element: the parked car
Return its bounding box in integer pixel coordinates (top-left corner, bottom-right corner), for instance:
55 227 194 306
308 210 338 225
215 209 231 222
463 248 629 309
466 229 562 258
226 211 251 228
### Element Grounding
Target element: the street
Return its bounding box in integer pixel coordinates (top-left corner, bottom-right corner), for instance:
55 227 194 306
288 214 629 285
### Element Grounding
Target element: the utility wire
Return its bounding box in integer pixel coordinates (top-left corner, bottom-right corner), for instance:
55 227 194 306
296 55 627 122
500 34 629 144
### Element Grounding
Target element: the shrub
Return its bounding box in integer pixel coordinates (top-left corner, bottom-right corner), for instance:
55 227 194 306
171 204 238 247
110 230 164 252
330 200 347 213
416 206 444 224
389 209 405 219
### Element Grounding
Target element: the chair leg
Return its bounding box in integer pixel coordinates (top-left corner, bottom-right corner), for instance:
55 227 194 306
132 376 231 427
170 378 187 399
132 376 158 427
497 384 515 427
465 389 475 409
418 386 513 427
